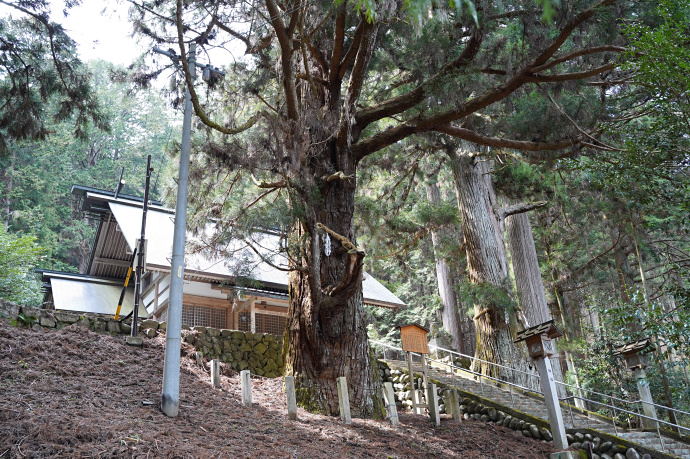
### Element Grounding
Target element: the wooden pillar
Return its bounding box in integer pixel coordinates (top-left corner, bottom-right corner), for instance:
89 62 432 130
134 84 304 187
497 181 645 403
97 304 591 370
250 300 256 333
420 354 429 391
406 352 416 413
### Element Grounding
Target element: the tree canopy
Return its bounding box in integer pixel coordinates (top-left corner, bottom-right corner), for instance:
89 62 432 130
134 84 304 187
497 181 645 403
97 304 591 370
0 0 107 153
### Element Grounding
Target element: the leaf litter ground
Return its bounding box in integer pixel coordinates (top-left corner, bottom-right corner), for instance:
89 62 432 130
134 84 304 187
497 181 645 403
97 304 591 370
0 320 558 458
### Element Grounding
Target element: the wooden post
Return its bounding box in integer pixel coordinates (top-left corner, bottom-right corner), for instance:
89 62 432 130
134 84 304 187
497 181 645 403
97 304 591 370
336 376 352 424
427 383 440 427
406 351 416 413
285 375 297 421
445 388 461 422
240 370 252 407
195 351 204 366
210 359 220 388
250 300 256 333
383 382 399 426
634 367 659 429
535 357 567 450
420 354 429 391
413 390 424 415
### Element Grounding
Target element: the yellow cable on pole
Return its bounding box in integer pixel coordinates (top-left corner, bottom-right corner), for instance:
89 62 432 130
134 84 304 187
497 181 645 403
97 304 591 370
114 248 137 321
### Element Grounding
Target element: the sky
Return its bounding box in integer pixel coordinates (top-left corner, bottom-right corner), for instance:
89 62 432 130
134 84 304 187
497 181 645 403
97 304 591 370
0 1 244 68
0 1 149 66
52 2 142 66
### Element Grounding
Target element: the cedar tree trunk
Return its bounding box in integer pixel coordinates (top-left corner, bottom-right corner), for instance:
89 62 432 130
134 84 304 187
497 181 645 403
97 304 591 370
448 149 532 385
283 170 384 417
506 207 566 396
425 182 467 353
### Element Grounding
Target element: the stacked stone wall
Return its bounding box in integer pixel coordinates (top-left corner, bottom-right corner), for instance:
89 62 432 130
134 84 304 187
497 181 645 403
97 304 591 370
182 327 283 377
0 299 284 378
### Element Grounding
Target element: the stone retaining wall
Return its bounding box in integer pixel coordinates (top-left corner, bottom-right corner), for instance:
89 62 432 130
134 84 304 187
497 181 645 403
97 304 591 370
182 327 284 377
0 299 284 378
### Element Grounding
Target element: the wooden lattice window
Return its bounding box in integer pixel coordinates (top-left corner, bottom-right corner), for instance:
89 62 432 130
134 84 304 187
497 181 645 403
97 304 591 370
238 311 251 331
255 313 286 336
181 305 195 326
210 307 226 329
182 304 227 329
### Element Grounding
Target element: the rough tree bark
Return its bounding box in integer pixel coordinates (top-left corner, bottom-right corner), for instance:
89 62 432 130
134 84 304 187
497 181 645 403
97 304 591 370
425 182 467 354
283 170 384 417
505 207 566 396
447 148 531 384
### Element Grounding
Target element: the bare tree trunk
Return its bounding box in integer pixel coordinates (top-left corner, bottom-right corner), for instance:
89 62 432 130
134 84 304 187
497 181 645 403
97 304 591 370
1 148 16 228
425 182 466 353
612 228 634 303
505 207 566 397
447 148 531 385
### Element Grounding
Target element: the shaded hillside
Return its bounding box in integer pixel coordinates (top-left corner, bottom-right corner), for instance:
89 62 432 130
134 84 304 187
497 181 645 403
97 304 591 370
0 320 557 458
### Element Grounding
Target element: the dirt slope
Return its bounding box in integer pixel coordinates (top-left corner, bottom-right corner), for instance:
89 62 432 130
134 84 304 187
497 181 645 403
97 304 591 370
0 320 557 458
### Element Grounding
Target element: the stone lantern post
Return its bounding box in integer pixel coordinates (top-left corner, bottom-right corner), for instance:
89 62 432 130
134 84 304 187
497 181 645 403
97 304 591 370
515 320 568 450
613 338 658 428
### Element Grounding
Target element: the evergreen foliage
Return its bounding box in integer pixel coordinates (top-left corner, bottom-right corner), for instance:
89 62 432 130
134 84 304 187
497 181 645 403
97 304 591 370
0 224 42 305
0 1 107 153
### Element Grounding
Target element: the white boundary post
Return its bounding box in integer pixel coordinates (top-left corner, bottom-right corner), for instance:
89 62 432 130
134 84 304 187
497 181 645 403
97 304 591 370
427 383 440 427
285 375 298 421
445 388 461 422
383 382 399 426
240 370 252 407
210 359 220 388
336 376 352 424
535 357 568 450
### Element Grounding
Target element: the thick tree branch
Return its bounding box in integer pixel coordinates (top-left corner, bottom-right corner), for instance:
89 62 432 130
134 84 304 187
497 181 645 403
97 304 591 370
434 124 577 151
531 46 626 73
213 18 252 51
337 19 365 80
526 63 616 82
355 28 483 127
496 201 547 222
336 19 377 149
328 6 346 82
175 0 261 135
530 0 618 67
265 0 299 120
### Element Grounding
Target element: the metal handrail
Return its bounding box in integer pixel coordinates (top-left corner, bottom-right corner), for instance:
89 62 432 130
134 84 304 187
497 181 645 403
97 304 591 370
562 395 690 454
423 341 678 420
371 339 690 445
555 379 690 434
426 342 540 380
371 340 545 406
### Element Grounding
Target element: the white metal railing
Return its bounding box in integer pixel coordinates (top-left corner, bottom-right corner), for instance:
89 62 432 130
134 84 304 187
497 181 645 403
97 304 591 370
370 339 690 444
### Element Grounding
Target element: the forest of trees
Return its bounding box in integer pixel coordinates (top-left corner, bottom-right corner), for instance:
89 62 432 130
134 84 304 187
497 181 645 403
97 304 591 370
1 0 689 423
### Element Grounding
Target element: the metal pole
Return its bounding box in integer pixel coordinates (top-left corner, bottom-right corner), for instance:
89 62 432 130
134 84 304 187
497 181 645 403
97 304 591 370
131 155 153 338
161 42 196 417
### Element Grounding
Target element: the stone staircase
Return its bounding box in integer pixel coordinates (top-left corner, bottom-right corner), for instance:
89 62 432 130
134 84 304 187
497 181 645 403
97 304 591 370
384 359 690 459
